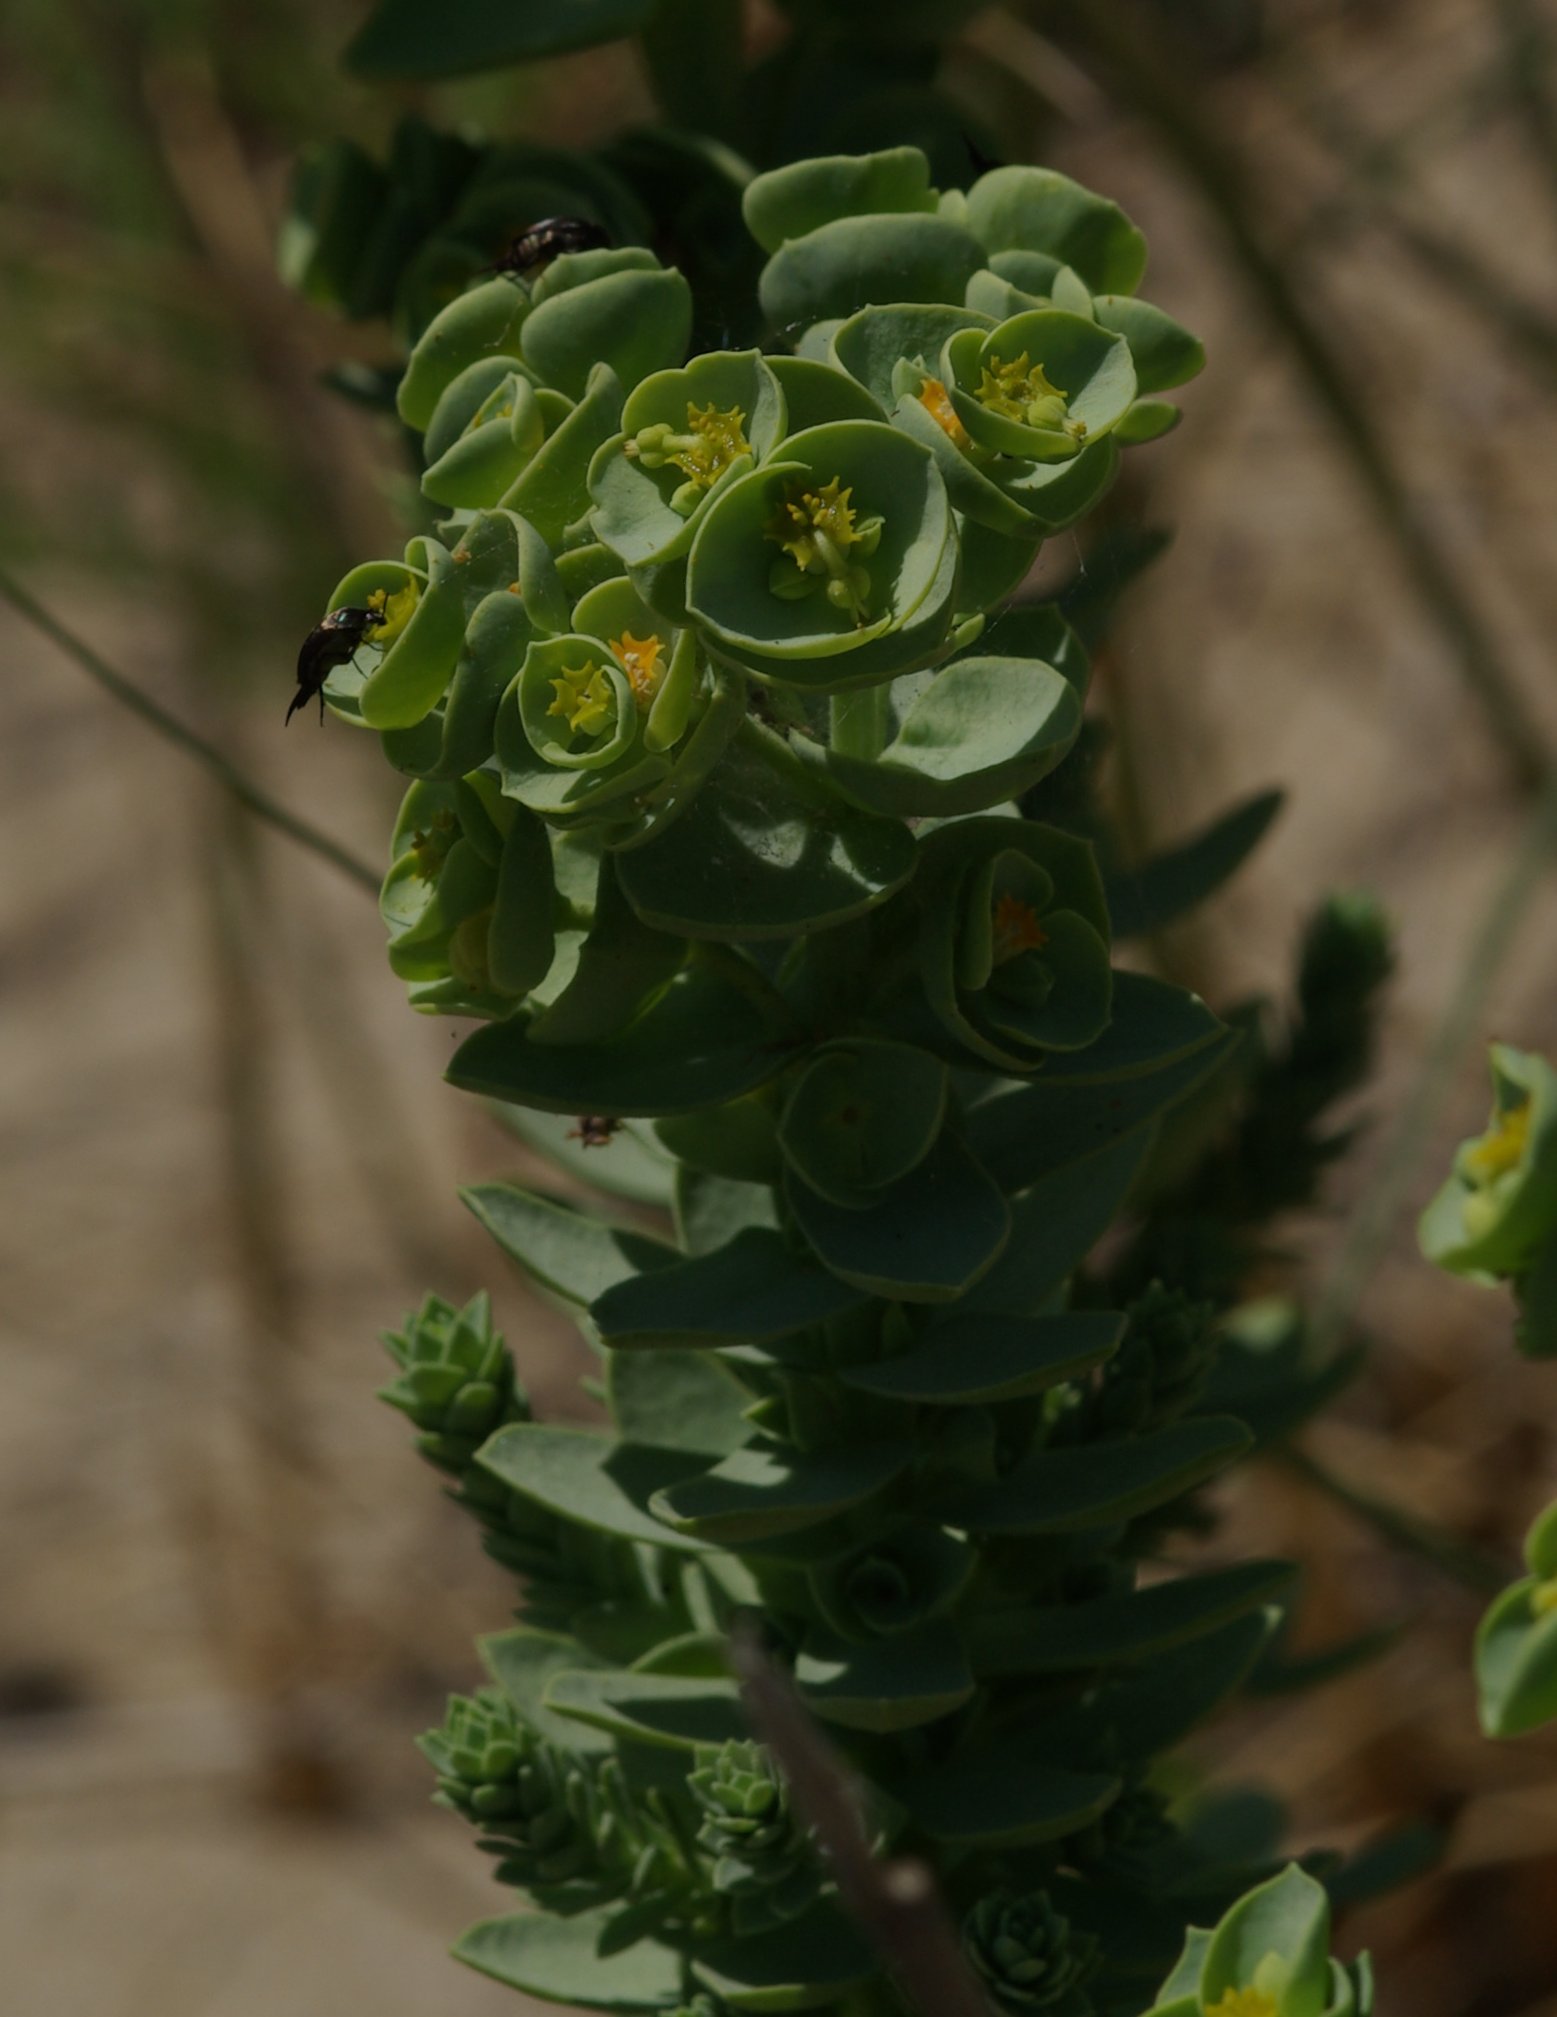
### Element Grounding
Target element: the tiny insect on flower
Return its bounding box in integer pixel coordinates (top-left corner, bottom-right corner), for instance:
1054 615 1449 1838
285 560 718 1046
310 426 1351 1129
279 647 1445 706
287 605 385 725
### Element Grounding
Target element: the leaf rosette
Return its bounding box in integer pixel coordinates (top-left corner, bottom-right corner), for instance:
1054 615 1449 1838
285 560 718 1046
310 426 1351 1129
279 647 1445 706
1474 1498 1557 1738
1143 1864 1373 2017
915 819 1113 1070
381 773 554 1016
495 574 743 833
941 311 1136 467
828 302 1123 541
588 350 788 604
685 418 956 689
1420 1044 1557 1278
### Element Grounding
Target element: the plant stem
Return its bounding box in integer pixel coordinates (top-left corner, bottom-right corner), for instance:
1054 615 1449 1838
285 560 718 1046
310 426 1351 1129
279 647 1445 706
1056 4 1554 796
731 1622 990 2017
830 684 890 761
0 561 380 894
1280 1444 1512 1597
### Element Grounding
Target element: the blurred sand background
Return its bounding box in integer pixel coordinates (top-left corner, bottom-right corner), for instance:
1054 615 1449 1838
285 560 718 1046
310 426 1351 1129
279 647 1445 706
5 1 1557 2011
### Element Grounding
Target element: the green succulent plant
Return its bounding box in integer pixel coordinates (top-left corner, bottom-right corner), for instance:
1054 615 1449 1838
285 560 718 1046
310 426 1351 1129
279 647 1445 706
962 1890 1100 2014
288 46 1390 2003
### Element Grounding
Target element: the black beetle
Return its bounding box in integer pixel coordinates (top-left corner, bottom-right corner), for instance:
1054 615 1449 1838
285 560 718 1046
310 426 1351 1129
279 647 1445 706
487 216 611 279
287 606 384 725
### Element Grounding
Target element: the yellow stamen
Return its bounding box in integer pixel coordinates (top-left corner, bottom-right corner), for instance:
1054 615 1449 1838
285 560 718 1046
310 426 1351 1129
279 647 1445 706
766 476 861 570
1465 1099 1532 1184
409 809 457 882
976 351 1072 432
625 402 750 491
547 659 615 739
1206 1993 1279 2017
674 402 749 487
609 631 665 709
365 580 420 645
992 893 1048 963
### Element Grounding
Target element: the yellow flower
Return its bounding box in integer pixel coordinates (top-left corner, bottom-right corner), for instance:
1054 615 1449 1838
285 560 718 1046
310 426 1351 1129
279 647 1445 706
547 659 615 739
409 808 457 882
975 351 1075 434
766 476 858 568
918 376 973 451
992 893 1048 964
1205 1991 1278 2017
627 402 749 490
609 631 665 709
365 579 421 646
1464 1098 1531 1185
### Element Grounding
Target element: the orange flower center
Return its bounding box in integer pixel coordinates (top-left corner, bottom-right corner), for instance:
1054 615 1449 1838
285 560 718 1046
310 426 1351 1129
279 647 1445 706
992 893 1047 963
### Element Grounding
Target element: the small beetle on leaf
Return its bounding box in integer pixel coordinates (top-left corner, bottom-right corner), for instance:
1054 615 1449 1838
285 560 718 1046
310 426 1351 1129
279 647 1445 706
287 606 383 725
487 216 611 280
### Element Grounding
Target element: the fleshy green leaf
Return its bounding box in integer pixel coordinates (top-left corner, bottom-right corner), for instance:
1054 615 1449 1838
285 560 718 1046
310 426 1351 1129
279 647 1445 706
897 1756 1118 1846
1201 1865 1333 2017
840 1310 1124 1404
778 1040 947 1203
786 1132 1012 1303
965 166 1147 295
760 214 986 331
607 1350 752 1455
966 1131 1155 1316
461 1182 676 1305
1106 790 1283 939
1034 971 1227 1085
477 1424 716 1552
348 0 657 80
614 730 917 940
523 267 693 403
649 1442 911 1544
592 1226 870 1347
447 960 796 1117
491 1108 678 1208
544 1668 747 1749
794 1622 975 1732
480 1625 611 1752
935 1417 1253 1532
691 1906 875 2011
965 1024 1240 1192
966 1560 1297 1675
743 148 939 256
455 1908 682 2010
1475 1578 1557 1737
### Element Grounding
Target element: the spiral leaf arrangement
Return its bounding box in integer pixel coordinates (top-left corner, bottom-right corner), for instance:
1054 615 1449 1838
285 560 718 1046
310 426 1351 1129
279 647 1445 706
312 145 1377 2016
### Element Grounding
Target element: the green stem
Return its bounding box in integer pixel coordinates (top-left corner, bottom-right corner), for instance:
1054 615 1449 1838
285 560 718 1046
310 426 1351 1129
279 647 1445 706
1280 1444 1512 1597
1061 4 1554 796
830 685 890 762
1312 774 1557 1352
0 562 380 894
